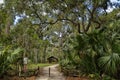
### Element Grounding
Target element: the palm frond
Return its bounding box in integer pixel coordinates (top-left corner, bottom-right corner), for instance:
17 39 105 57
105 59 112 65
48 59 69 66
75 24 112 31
98 53 120 74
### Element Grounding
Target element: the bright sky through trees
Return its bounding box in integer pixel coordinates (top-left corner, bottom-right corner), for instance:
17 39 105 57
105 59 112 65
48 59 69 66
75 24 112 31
111 0 120 3
0 0 119 3
106 0 120 12
1 0 119 24
0 0 3 3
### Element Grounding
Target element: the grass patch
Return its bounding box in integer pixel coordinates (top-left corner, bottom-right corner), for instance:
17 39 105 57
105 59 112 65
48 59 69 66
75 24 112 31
27 63 54 69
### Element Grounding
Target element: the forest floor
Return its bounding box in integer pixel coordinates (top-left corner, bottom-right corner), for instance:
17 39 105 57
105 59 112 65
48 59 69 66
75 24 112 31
0 64 88 80
36 64 89 80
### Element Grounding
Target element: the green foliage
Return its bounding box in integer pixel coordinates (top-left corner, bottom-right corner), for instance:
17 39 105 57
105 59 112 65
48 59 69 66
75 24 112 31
80 54 98 74
98 53 120 75
88 73 101 80
60 16 120 78
27 63 54 69
0 46 22 77
0 0 120 79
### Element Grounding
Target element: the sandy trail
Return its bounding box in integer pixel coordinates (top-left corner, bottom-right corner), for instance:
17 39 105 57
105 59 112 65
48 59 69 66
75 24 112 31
36 64 65 80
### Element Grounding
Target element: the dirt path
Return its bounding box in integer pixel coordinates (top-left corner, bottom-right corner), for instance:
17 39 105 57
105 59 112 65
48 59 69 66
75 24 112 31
36 64 65 80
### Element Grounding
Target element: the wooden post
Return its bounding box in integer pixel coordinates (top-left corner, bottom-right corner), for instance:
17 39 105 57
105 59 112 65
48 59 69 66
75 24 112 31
49 67 50 77
18 64 21 76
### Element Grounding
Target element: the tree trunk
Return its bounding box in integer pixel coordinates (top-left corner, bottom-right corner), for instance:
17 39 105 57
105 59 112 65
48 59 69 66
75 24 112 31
5 17 11 35
5 11 12 35
34 48 38 63
42 44 47 63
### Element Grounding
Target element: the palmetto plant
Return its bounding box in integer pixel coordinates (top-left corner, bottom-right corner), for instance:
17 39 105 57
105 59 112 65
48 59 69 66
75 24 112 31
98 28 120 76
72 25 120 78
98 53 120 75
0 46 22 77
